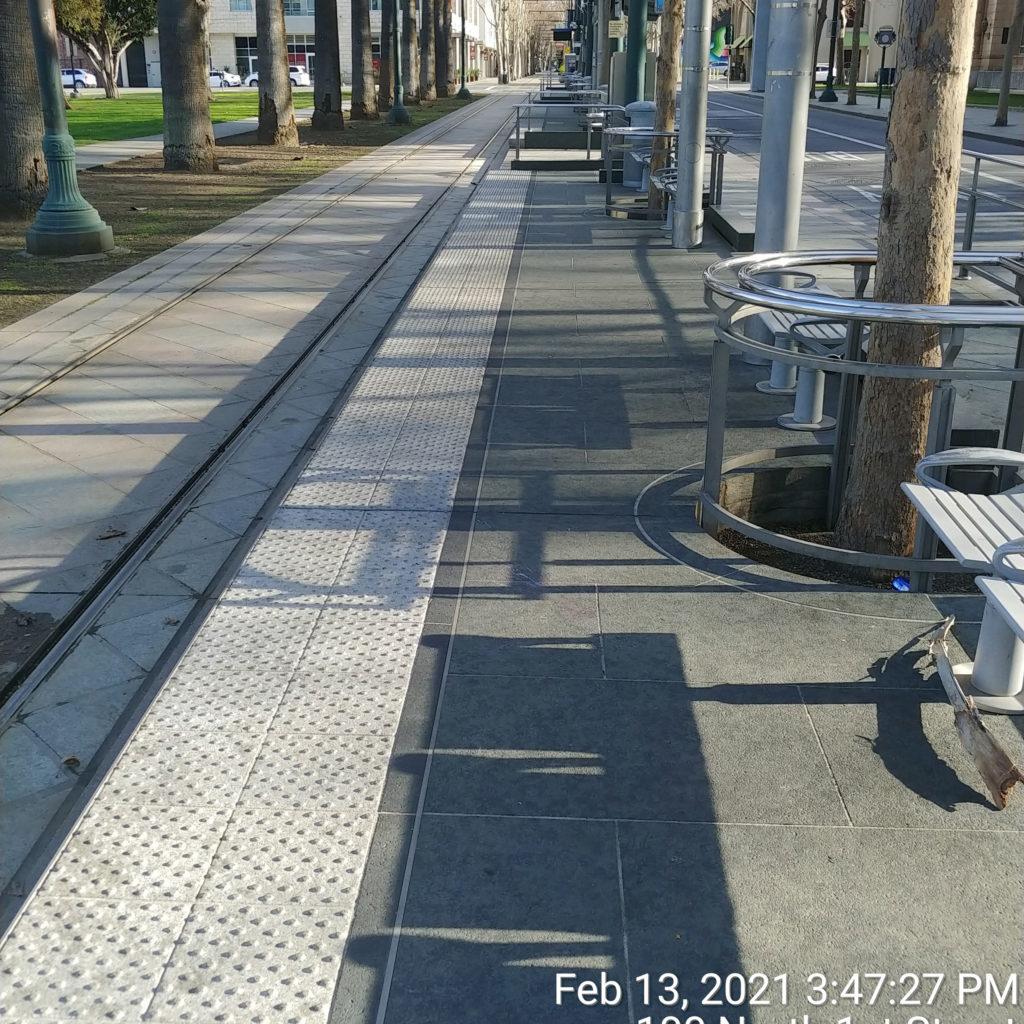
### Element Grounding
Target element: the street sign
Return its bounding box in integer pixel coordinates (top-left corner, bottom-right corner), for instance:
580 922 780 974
607 19 625 38
874 27 896 46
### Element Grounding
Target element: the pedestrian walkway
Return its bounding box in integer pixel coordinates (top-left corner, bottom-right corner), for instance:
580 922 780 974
74 105 318 170
2 83 1023 1024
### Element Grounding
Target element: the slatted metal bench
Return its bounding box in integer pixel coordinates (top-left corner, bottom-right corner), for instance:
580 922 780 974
902 447 1024 714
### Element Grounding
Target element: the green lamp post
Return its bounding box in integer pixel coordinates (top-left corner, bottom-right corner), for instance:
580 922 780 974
25 0 114 257
457 0 472 99
386 0 411 124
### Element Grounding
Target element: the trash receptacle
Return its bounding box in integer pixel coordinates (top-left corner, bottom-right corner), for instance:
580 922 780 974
623 100 656 190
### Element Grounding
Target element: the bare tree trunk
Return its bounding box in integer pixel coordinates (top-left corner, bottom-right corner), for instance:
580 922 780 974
380 0 394 109
312 0 344 129
995 0 1024 126
435 0 452 96
0 0 47 214
256 0 298 144
647 0 683 214
834 9 846 86
834 0 979 558
402 0 419 102
419 0 436 99
99 37 120 99
351 0 379 117
810 0 828 96
159 0 218 172
846 0 864 103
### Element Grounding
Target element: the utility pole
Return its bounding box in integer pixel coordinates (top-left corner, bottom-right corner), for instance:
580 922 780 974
673 0 711 247
624 0 648 103
750 0 771 92
457 0 472 97
387 0 411 122
753 0 816 252
25 0 113 256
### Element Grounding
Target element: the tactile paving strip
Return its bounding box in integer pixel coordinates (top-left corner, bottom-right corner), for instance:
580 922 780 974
0 165 528 1022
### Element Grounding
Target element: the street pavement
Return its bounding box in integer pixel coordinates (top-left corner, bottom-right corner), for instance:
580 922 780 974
1 78 1023 1024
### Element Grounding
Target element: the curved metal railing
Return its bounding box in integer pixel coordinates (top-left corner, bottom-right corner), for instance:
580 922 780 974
698 249 1024 576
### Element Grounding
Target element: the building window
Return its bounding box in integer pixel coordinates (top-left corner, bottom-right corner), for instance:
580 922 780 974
370 0 380 9
283 0 315 15
229 0 252 10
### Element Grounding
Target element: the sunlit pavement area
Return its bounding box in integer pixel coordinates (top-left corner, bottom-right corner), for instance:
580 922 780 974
1 84 1023 1024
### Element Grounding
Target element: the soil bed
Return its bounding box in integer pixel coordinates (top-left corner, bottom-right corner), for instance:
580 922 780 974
1 99 474 328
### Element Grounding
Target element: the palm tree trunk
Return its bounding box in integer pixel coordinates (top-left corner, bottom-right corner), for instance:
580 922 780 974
380 0 394 109
256 0 299 144
0 0 47 214
401 0 419 102
351 0 380 118
647 0 683 214
810 0 827 97
435 0 451 96
846 0 864 103
834 0 979 558
158 0 218 172
419 0 436 100
312 0 344 129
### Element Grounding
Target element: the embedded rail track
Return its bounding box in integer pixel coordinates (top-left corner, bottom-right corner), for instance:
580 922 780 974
0 94 516 721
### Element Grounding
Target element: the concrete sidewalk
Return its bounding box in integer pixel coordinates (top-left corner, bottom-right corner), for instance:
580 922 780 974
1 84 1023 1024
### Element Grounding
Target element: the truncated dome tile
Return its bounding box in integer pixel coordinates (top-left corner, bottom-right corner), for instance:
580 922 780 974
146 902 349 1023
198 807 368 905
0 899 186 1021
39 806 230 901
96 731 262 807
236 732 392 810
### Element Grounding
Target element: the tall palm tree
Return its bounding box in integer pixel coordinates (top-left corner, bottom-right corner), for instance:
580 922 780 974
401 0 419 101
434 0 452 96
256 0 298 144
158 0 218 172
312 0 344 129
380 0 394 110
0 0 47 214
419 0 436 100
350 0 379 118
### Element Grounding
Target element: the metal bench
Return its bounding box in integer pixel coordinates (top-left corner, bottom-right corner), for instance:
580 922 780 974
903 447 1024 714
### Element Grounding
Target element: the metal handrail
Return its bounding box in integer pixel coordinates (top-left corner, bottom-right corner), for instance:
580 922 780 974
709 250 1024 328
958 151 1024 262
513 103 625 161
698 248 1024 577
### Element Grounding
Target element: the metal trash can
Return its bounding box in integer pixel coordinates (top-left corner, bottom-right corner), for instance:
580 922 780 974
623 100 656 189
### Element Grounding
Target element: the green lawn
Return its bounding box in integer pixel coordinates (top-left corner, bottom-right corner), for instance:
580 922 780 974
66 90 318 144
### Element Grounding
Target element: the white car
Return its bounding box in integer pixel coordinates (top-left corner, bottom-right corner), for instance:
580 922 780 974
210 69 242 88
61 68 97 88
815 63 831 83
245 65 311 87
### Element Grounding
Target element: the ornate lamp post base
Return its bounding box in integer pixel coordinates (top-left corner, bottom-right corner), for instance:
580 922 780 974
386 101 412 124
457 84 473 99
26 133 114 256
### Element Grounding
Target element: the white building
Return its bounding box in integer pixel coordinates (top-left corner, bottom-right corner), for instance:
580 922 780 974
141 0 496 88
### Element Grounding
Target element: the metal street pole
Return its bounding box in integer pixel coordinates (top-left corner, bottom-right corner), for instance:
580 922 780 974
387 2 411 123
753 0 816 252
818 0 841 101
25 0 113 256
457 0 472 97
673 0 711 248
750 0 771 92
623 0 648 104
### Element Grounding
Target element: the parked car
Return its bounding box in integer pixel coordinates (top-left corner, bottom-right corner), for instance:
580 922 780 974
209 69 242 88
61 68 97 88
244 65 311 87
815 63 831 83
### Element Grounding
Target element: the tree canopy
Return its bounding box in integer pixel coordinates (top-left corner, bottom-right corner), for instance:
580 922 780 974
54 0 157 98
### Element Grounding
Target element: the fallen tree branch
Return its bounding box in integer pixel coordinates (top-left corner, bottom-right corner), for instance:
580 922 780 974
927 616 1024 809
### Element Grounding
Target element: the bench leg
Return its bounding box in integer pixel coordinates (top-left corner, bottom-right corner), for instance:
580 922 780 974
755 334 798 395
956 600 1024 714
777 367 836 432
